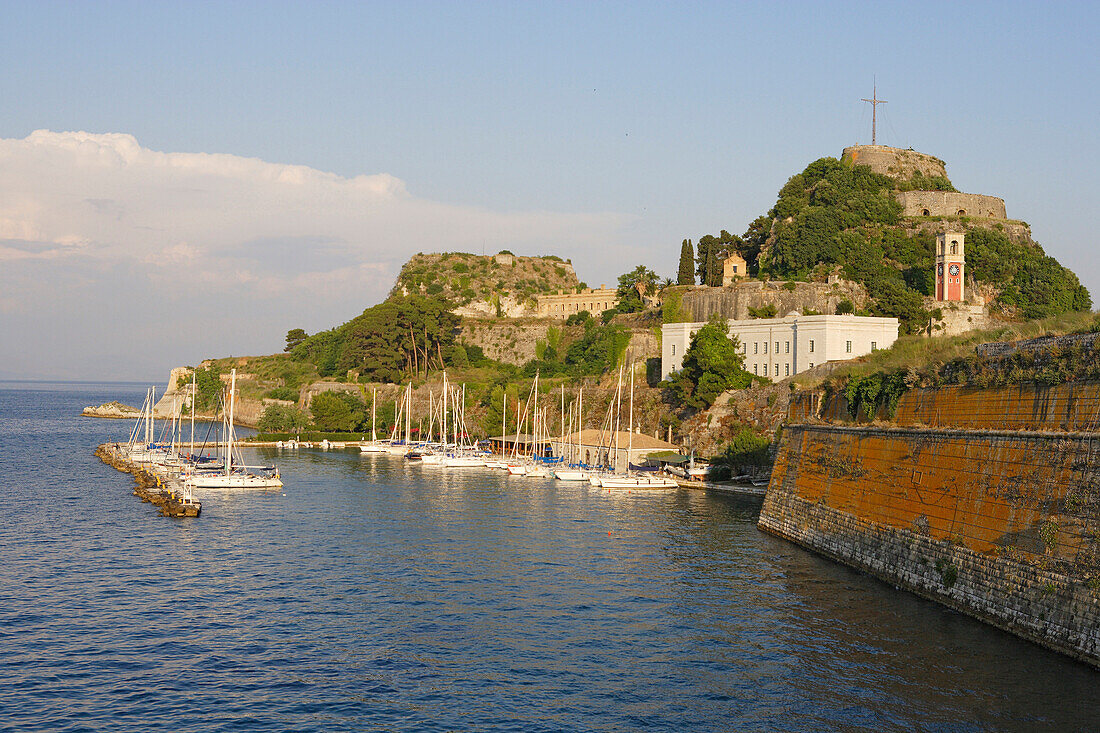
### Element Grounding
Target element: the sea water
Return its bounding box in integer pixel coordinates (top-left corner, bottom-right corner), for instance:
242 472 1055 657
1 381 1097 731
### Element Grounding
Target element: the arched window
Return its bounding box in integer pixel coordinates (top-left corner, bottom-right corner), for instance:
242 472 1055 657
922 209 930 216
951 241 958 255
957 209 966 216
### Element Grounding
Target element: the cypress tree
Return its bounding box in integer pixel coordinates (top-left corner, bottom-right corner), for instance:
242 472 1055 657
677 239 695 285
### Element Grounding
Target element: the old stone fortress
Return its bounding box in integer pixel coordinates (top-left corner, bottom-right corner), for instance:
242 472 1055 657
658 144 1005 380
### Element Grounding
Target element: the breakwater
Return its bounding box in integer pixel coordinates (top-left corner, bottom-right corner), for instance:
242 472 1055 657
760 381 1100 667
95 443 201 517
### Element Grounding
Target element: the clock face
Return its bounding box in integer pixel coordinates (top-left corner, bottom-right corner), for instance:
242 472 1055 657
949 264 960 276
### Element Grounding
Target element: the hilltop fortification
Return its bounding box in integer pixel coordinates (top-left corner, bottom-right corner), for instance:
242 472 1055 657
841 144 947 179
842 144 1008 219
392 251 580 318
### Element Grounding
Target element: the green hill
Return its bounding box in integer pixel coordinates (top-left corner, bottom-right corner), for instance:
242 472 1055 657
707 156 1089 333
391 251 580 307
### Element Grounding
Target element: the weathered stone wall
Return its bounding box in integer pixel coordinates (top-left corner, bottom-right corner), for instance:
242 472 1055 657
897 191 1006 218
679 281 868 322
841 145 948 179
460 319 570 365
894 381 1100 432
760 424 1100 667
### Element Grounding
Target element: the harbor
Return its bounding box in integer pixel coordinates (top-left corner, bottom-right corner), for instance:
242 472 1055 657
10 379 1100 732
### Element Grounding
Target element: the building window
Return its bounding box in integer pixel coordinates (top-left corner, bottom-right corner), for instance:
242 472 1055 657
785 341 790 354
763 364 768 376
809 362 814 369
871 341 877 351
785 363 790 376
809 340 814 353
775 341 779 354
671 344 675 356
754 342 758 355
753 364 758 375
846 340 852 353
764 342 768 354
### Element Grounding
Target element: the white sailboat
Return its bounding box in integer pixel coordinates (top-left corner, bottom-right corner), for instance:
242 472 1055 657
360 387 388 453
599 363 678 490
185 369 283 489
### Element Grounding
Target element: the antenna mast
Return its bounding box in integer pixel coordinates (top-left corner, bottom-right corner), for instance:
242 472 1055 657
861 80 887 145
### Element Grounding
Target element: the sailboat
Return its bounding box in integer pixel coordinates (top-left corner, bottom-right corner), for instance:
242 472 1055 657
554 387 590 481
360 386 388 453
599 363 678 490
184 369 283 489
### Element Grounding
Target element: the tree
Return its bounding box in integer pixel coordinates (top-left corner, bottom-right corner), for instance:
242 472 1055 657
617 265 659 298
258 404 308 433
677 239 695 285
696 230 742 285
615 265 658 314
285 328 308 352
704 247 720 287
667 315 753 408
309 391 364 432
565 321 630 375
294 295 461 381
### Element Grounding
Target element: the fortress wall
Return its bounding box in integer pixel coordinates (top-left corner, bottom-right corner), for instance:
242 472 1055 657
759 424 1100 667
894 382 1100 432
680 281 867 322
841 145 947 179
897 191 1007 218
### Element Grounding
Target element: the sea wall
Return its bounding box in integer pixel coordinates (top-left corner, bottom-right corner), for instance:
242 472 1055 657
759 424 1100 667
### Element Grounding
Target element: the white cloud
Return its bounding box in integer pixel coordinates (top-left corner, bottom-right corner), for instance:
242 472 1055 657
0 130 634 380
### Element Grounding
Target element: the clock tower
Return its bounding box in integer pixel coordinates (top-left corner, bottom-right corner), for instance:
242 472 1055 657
935 232 965 302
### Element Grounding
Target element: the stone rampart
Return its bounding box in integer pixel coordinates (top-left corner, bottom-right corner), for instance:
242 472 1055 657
841 145 947 179
894 382 1100 432
679 280 867 322
759 424 1100 667
897 191 1006 219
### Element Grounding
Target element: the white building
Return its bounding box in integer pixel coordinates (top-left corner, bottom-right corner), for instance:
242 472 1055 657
661 313 900 381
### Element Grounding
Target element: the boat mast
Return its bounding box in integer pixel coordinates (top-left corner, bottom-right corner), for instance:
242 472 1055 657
627 362 634 474
226 369 236 476
190 371 196 457
577 388 583 466
612 365 623 471
501 391 506 457
442 371 448 449
405 383 411 445
371 386 377 442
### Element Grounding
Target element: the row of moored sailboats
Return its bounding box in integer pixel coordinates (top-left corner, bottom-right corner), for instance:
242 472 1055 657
359 368 679 489
123 369 283 491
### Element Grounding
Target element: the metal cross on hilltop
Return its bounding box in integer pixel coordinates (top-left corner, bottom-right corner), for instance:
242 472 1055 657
861 82 887 145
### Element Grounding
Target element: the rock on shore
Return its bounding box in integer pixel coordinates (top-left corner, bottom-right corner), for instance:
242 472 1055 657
82 401 142 419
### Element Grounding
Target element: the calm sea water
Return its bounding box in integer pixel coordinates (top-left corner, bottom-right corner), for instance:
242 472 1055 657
1 381 1097 732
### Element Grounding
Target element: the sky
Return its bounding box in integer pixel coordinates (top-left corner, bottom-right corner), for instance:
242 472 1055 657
1 1 1097 381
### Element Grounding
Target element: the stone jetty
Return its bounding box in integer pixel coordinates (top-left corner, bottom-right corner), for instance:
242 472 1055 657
95 443 201 518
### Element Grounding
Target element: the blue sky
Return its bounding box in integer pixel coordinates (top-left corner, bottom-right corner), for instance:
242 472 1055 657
1 1 1097 380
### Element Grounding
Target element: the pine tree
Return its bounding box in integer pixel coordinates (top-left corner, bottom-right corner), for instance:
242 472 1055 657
677 239 695 285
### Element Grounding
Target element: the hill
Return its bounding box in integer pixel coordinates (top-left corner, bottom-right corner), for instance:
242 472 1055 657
391 251 580 317
702 151 1089 333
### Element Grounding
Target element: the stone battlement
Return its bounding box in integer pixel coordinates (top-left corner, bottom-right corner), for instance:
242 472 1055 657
841 145 947 179
897 190 1006 219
